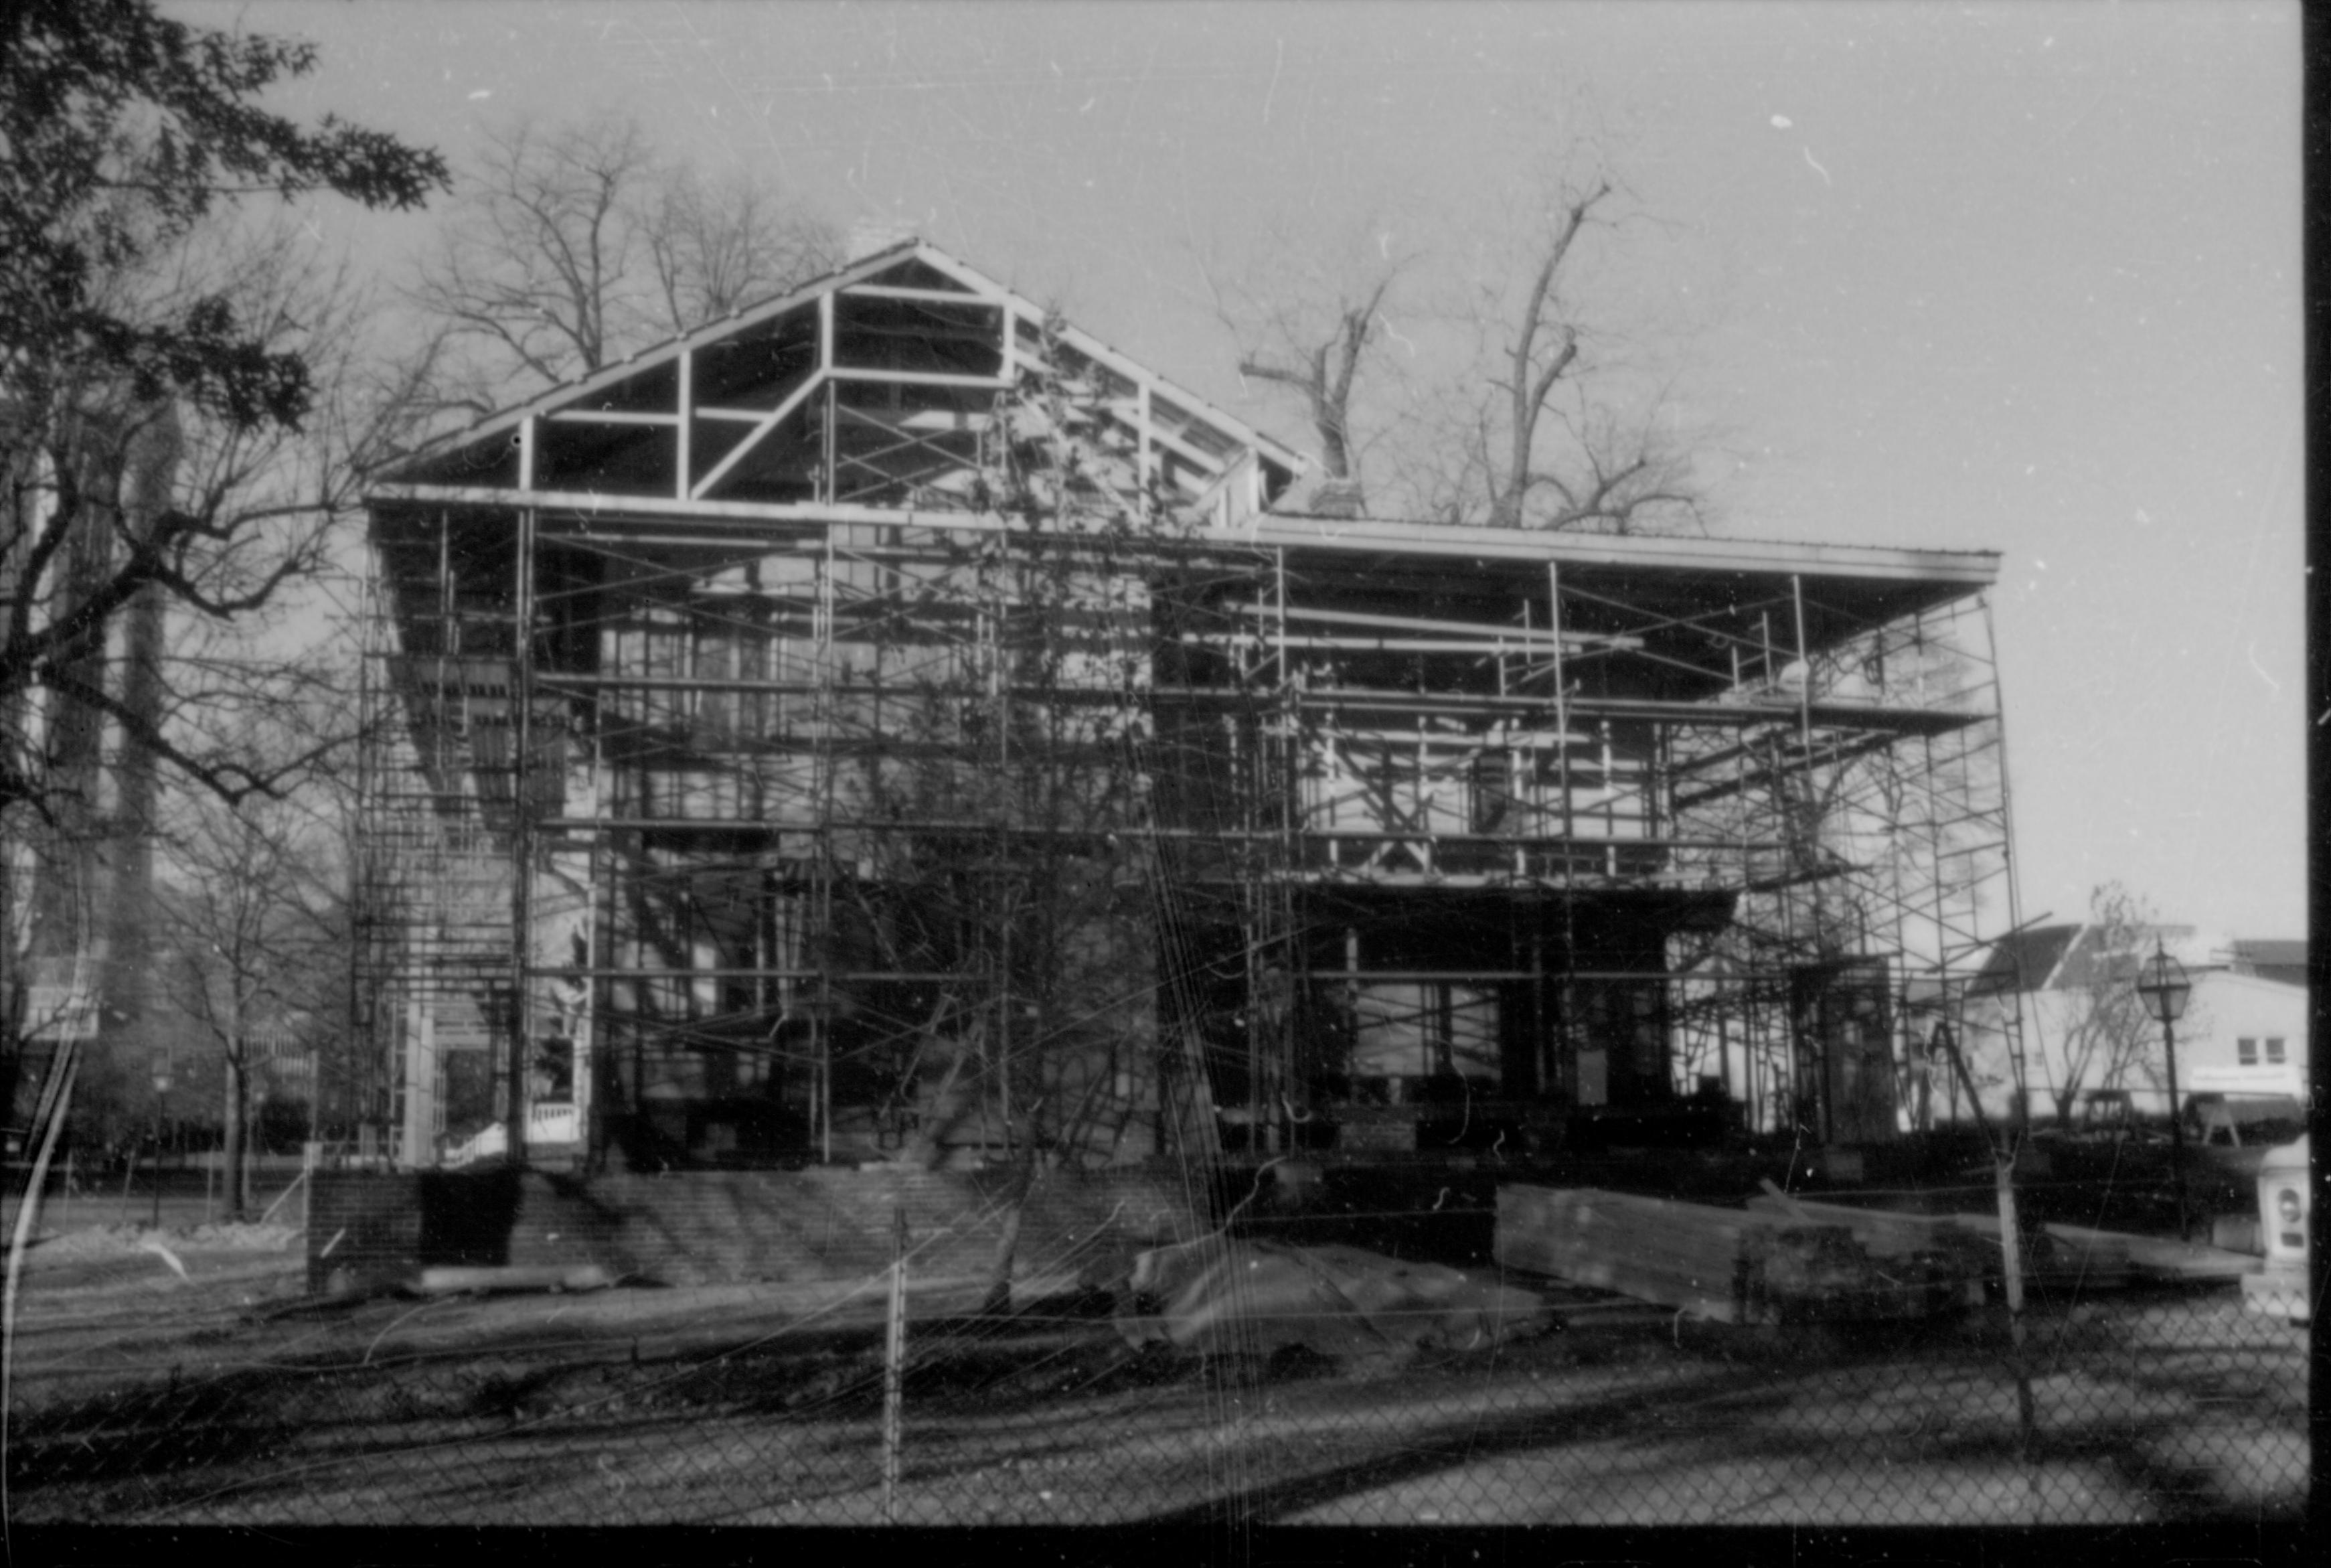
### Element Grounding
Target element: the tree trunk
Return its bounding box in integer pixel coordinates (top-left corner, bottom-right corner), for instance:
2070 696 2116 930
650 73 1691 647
222 1053 250 1219
979 1140 1038 1317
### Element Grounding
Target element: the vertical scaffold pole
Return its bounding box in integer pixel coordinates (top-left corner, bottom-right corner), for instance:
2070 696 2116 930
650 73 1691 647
507 422 539 1166
815 526 837 1164
817 292 837 504
1547 561 1572 850
1787 572 1826 1143
1546 559 1577 1113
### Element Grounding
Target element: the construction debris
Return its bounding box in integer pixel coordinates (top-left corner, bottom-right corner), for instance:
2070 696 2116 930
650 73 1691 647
1115 1238 1545 1363
1739 1192 2259 1289
1743 1192 2065 1298
1496 1184 1969 1325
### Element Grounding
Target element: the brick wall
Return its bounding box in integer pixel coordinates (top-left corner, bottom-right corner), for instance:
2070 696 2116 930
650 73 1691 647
309 1161 1210 1296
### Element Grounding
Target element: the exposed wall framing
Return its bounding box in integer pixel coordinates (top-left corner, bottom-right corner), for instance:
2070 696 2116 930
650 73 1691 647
355 241 2027 1170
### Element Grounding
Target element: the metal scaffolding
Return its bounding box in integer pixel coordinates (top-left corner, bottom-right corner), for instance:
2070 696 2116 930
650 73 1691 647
353 239 2028 1172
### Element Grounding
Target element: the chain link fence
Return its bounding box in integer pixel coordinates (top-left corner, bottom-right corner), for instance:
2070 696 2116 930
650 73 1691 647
4 1195 2308 1526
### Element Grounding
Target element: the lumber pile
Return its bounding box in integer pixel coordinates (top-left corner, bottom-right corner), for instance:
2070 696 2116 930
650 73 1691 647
1745 1193 2039 1300
1937 1210 2133 1290
1747 1192 2132 1292
1496 1185 1967 1325
1948 1214 2254 1284
1744 1192 2258 1289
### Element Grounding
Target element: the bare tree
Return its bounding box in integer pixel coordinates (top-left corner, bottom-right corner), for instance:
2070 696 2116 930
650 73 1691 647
3 0 442 822
1234 273 1396 500
150 708 350 1218
645 165 835 331
1434 177 1708 534
4 208 440 1144
1200 208 1419 512
2034 882 2163 1127
408 114 840 418
1218 169 1711 533
828 332 1168 1309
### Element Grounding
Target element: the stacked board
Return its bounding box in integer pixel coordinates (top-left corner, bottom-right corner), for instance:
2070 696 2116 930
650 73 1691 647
1742 1194 2258 1289
1745 1193 2042 1298
1948 1213 2253 1284
1496 1185 1970 1325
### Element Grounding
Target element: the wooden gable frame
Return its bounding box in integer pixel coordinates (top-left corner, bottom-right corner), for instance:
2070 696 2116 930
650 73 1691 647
374 239 1306 526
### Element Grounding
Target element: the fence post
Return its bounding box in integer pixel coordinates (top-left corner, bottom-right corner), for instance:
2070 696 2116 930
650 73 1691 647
882 1204 908 1523
1991 1154 2039 1466
1934 1023 2041 1493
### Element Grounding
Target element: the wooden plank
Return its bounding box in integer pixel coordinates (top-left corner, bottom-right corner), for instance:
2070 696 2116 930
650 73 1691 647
1951 1214 2253 1283
1755 1178 1816 1225
1747 1194 2127 1292
1944 1211 2134 1285
414 1263 617 1296
1496 1190 1747 1322
1498 1185 1966 1325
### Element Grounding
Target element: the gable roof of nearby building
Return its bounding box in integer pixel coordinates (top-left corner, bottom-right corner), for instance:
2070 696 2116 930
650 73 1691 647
1970 921 2200 996
1968 924 2081 996
2229 938 2308 987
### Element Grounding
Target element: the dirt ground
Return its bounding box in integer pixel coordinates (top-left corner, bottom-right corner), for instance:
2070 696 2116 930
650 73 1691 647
1 1214 2307 1528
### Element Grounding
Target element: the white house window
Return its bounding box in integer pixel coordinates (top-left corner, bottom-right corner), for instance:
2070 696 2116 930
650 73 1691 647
2265 1037 2286 1065
2237 1037 2257 1065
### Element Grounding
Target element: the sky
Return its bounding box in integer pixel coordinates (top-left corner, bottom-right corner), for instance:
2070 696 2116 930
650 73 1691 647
181 0 2308 941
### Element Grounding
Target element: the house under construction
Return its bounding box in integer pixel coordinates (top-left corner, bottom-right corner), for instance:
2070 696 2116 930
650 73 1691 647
355 240 2028 1173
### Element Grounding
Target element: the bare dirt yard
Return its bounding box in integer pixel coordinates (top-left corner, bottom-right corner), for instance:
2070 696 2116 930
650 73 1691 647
2 1216 2308 1528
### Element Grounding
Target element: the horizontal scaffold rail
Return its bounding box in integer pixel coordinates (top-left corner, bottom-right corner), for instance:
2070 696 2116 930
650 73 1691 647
1151 685 1985 736
535 674 1151 704
535 815 1789 855
1220 601 1640 651
536 964 1684 984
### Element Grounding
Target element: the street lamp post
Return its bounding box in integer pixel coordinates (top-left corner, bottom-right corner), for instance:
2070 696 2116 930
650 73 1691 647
149 1052 173 1230
2133 941 2193 1239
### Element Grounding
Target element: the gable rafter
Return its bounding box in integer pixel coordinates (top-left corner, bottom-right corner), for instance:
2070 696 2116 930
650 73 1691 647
377 238 1305 523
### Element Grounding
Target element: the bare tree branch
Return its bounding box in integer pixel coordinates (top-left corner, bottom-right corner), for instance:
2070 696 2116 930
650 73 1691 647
405 112 839 420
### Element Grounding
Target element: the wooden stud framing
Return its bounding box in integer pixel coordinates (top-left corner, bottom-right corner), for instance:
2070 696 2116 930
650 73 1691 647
360 240 2026 1177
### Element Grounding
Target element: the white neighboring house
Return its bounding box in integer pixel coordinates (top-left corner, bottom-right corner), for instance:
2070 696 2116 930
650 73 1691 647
2176 969 2306 1103
1961 927 2306 1124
